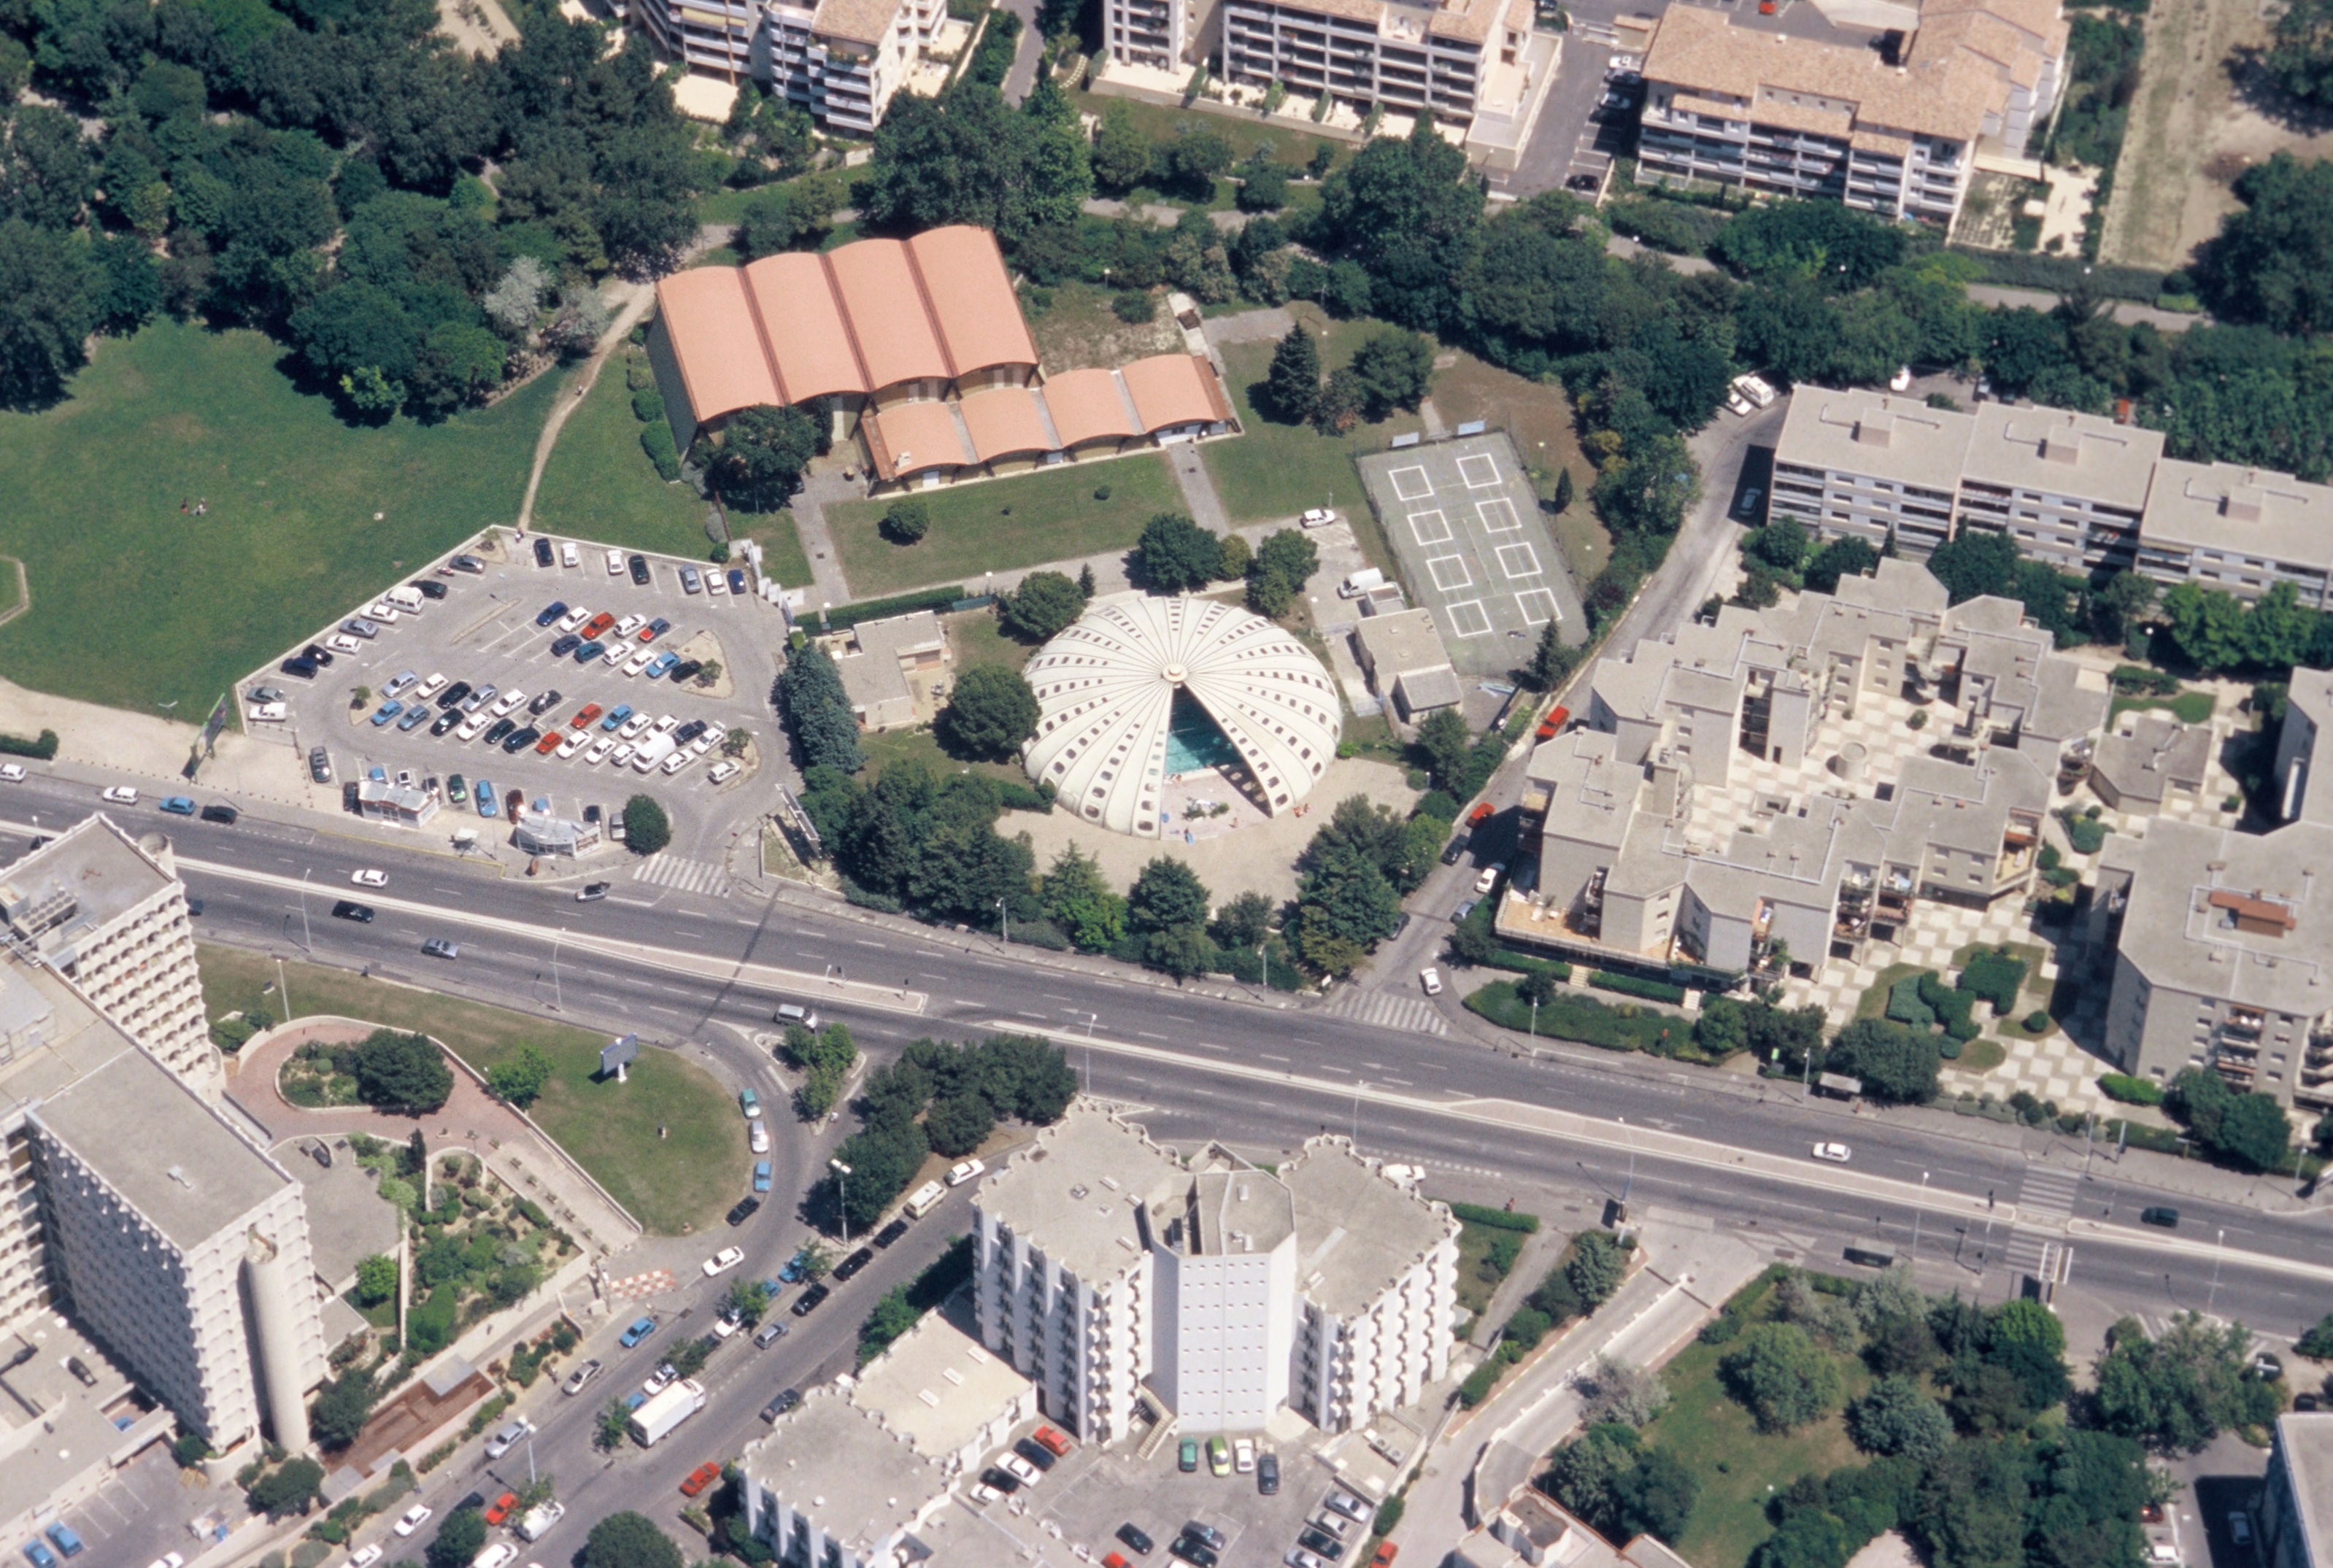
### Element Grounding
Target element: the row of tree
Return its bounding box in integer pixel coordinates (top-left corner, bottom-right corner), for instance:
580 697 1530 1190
823 1033 1076 1229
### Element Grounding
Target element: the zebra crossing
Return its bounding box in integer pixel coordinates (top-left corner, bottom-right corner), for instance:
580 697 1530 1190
1322 986 1451 1036
629 852 732 898
2004 1164 2081 1282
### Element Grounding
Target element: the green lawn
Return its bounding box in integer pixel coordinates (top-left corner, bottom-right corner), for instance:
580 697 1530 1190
1640 1272 1871 1568
2109 689 2214 725
533 349 722 560
859 724 1027 786
947 609 1036 676
1455 1219 1523 1318
0 321 558 714
198 946 744 1236
1205 310 1425 525
1070 88 1348 177
826 454 1181 597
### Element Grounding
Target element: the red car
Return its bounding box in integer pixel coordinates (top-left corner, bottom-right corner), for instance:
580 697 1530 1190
680 1461 723 1498
483 1492 519 1527
582 611 616 641
534 730 563 755
1033 1424 1072 1457
1466 801 1495 827
571 703 604 729
1371 1544 1400 1568
1535 705 1571 741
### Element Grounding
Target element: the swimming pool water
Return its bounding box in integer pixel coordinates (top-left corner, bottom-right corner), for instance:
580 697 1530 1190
1163 694 1239 774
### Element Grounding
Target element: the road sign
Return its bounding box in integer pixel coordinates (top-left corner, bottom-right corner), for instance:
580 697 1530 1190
600 1034 640 1081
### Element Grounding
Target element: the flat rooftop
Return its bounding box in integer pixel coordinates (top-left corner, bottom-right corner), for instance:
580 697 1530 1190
846 1308 1030 1466
2099 816 2333 1015
1775 388 1975 493
0 815 176 966
1281 1139 1459 1316
974 1106 1188 1282
2274 1412 2333 1568
272 1138 400 1290
743 1387 949 1554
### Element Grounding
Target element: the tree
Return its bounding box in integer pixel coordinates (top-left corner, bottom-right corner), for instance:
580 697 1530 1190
2297 1310 2333 1359
776 644 865 774
1924 528 2021 605
1613 1448 1700 1544
309 1367 374 1449
1128 857 1211 935
1581 1356 1670 1428
2093 1312 2283 1453
2197 153 2333 334
246 1456 326 1519
585 1513 686 1568
353 1030 453 1114
1157 126 1232 198
1210 890 1275 950
1314 120 1484 333
2267 0 2333 107
1802 536 1878 594
1001 570 1087 641
1846 1375 1951 1459
1546 1425 1638 1537
1349 329 1435 419
1248 528 1319 617
940 667 1040 761
785 1021 857 1119
621 792 672 856
427 1508 489 1568
1527 623 1580 692
1236 155 1289 212
1041 846 1127 951
1137 512 1222 592
1090 101 1152 192
487 1044 553 1108
355 1253 398 1306
1822 1017 1941 1104
1414 708 1473 793
855 85 1089 243
1721 1321 1844 1432
1265 323 1322 425
0 217 100 409
481 255 546 338
925 1092 995 1156
708 403 820 511
2213 1090 2294 1170
734 187 814 259
595 1394 633 1450
882 498 930 544
1747 519 1810 572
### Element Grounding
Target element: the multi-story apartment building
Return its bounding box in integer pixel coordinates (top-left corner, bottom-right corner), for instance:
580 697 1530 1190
1770 393 1974 558
0 944 325 1452
1635 0 2067 226
631 0 944 132
2259 1412 2331 1568
1218 0 1535 131
971 1108 1457 1440
2135 460 2333 608
631 0 760 77
0 816 217 1098
1954 402 2162 571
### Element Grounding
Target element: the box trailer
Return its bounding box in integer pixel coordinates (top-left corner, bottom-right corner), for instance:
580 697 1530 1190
628 1378 707 1446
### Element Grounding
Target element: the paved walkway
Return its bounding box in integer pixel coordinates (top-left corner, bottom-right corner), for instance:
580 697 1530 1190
790 466 864 610
1165 440 1233 535
1967 283 2200 332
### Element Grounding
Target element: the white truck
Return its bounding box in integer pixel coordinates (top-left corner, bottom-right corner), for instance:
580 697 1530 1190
628 1378 706 1446
515 1502 566 1542
630 733 679 773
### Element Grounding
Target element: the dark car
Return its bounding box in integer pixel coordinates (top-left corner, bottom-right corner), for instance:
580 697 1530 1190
761 1390 801 1423
437 681 472 709
872 1218 911 1250
551 634 582 657
1015 1438 1058 1472
342 781 360 811
501 725 541 753
455 1492 487 1515
574 639 606 664
528 689 563 717
1440 831 1472 865
536 600 568 627
309 747 333 782
1117 1527 1156 1556
331 900 374 922
579 882 611 901
1171 1542 1218 1568
411 578 449 600
1257 1453 1279 1494
726 1196 762 1227
431 709 461 736
534 537 555 568
484 717 517 746
982 1468 1023 1496
790 1282 830 1317
200 803 239 824
1183 1526 1226 1553
1296 1532 1345 1562
676 719 709 745
728 568 748 595
302 642 335 666
2139 1206 2180 1227
280 657 320 680
628 553 651 585
1565 172 1602 192
832 1247 875 1281
667 659 702 684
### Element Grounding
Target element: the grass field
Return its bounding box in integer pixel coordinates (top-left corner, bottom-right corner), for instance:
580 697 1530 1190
948 609 1036 676
1028 279 1185 372
533 350 722 560
1640 1271 1870 1568
0 322 558 714
1069 88 1347 184
198 946 743 1235
2109 687 2214 725
1206 309 1424 525
825 453 1181 597
1455 1219 1523 1318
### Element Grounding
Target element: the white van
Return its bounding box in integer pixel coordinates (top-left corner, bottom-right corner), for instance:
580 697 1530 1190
247 700 288 722
1339 568 1386 600
385 586 425 613
904 1179 946 1218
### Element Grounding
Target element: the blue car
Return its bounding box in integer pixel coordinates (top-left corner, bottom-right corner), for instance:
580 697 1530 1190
44 1526 82 1560
623 1390 648 1411
574 639 606 664
601 703 635 733
159 795 196 816
550 634 582 658
620 1315 658 1348
396 705 431 731
754 1160 772 1193
779 1249 810 1283
535 600 569 627
24 1542 56 1568
728 568 748 595
474 778 495 814
369 699 404 726
645 652 679 679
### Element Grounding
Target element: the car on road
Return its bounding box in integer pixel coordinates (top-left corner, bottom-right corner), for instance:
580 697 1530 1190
739 1087 761 1119
102 784 143 803
680 1461 723 1498
563 1358 604 1394
727 1196 762 1226
351 869 388 887
948 1158 985 1186
579 881 610 900
643 1363 679 1396
1419 968 1442 996
2140 1206 2180 1227
536 601 568 627
1258 1453 1279 1494
160 795 196 816
0 765 20 784
393 1506 432 1537
423 937 459 959
485 1418 533 1459
704 1245 746 1277
347 1549 381 1568
332 900 374 922
620 1316 658 1348
1810 1143 1851 1164
483 1492 520 1526
790 1282 830 1317
754 1159 772 1192
871 1215 906 1248
753 1322 788 1348
1179 1438 1199 1472
1117 1526 1155 1556
833 1247 875 1281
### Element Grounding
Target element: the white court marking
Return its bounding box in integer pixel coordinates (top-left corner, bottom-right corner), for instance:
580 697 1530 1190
1495 543 1543 579
1427 554 1474 592
1457 452 1502 489
1408 509 1453 546
1476 496 1522 533
1445 599 1494 638
1389 465 1435 502
1515 588 1562 626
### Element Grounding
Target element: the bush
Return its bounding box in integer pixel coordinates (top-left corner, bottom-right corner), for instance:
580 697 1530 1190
881 499 930 544
640 420 681 482
2060 808 2108 854
1465 981 1687 1054
0 729 58 760
1886 973 1936 1028
630 386 664 423
1113 289 1157 323
1589 970 1687 1004
1449 1201 1540 1234
620 793 672 856
2022 1009 2051 1034
1957 947 2027 1013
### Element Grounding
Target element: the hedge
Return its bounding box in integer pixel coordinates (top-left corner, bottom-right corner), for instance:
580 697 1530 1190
819 584 967 630
1465 981 1686 1054
1948 247 2166 302
1957 947 2027 1013
631 386 665 424
1886 973 1935 1027
1212 943 1306 991
2099 1073 2165 1105
0 729 58 760
641 420 681 482
1449 1201 1541 1234
996 779 1056 813
1589 970 1687 1005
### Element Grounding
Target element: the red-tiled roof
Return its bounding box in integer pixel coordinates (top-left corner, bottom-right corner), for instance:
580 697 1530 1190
863 401 973 482
1120 353 1234 433
1040 370 1141 450
655 268 779 423
958 387 1054 463
743 252 867 402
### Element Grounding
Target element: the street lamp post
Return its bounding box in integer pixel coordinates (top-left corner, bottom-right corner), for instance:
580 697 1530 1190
2207 1227 2226 1316
1618 1116 1636 1205
998 897 1009 949
551 927 565 1013
1910 1170 1930 1265
832 1158 852 1247
298 868 312 954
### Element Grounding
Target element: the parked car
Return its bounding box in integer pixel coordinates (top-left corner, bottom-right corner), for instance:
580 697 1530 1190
833 1246 875 1281
1295 1532 1345 1562
1207 1436 1230 1476
704 1245 746 1276
393 1505 433 1537
42 1528 81 1560
790 1283 830 1317
629 555 651 584
728 568 748 595
1015 1437 1057 1472
529 688 563 716
1170 1542 1218 1568
535 601 568 627
369 700 404 727
563 1358 604 1395
727 1197 762 1227
485 1418 533 1459
159 795 195 816
24 1540 58 1568
948 1158 985 1186
620 1316 657 1348
754 1159 772 1192
100 784 139 805
482 1491 519 1526
1117 1526 1156 1556
1179 1438 1200 1472
667 659 702 684
753 1322 788 1348
680 1462 723 1498
1233 1438 1256 1474
1184 1526 1227 1554
1258 1452 1280 1494
1000 1454 1043 1488
681 565 702 594
1419 968 1442 996
1323 1490 1370 1523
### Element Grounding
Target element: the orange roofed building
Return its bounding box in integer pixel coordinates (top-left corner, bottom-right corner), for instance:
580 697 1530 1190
648 225 1239 493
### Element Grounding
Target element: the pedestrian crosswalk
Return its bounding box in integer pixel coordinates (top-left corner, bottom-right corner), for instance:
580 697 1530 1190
630 852 732 898
2005 1164 2081 1281
1322 987 1450 1036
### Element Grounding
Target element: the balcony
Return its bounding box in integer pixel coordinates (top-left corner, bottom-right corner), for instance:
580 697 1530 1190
2222 1008 2265 1040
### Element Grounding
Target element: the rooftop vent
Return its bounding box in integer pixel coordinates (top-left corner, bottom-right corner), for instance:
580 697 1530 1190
166 1165 193 1189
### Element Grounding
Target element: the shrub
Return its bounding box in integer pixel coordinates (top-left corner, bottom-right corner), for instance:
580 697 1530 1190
1958 947 2027 1013
2099 1073 2164 1105
1113 289 1157 323
2059 808 2108 854
1589 970 1688 1005
1908 710 1929 730
2022 1009 2051 1034
0 729 58 760
640 420 681 482
1886 973 1936 1028
1449 1201 1540 1234
881 499 930 544
630 386 664 423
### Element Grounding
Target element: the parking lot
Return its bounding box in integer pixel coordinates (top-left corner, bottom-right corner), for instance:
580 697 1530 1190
244 532 786 854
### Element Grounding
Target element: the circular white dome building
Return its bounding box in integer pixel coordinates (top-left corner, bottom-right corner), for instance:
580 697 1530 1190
1024 596 1342 837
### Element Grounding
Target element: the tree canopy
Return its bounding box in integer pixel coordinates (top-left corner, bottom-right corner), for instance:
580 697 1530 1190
939 666 1040 761
353 1029 452 1113
1137 511 1223 592
584 1513 685 1568
706 403 821 512
776 644 866 775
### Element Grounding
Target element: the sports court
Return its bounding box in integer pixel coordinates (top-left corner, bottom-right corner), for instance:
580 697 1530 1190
1357 431 1584 679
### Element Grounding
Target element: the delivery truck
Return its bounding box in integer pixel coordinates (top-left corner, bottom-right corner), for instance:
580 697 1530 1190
629 1378 707 1446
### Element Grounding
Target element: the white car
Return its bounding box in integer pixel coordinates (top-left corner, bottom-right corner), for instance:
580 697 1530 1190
149 1556 190 1568
347 1553 379 1568
947 1158 985 1186
351 869 388 888
706 568 728 596
474 1546 518 1568
599 642 626 666
619 713 652 740
614 614 647 638
587 738 615 764
606 548 625 575
661 749 696 776
457 714 490 741
703 1245 746 1278
417 673 447 699
365 602 401 623
394 1505 433 1537
561 541 579 568
101 785 138 805
1300 507 1337 528
711 1314 741 1340
1811 1142 1852 1164
750 1121 770 1154
1474 864 1504 895
1234 1437 1257 1473
651 713 680 735
1000 1453 1042 1487
328 633 363 654
707 760 740 785
1419 968 1443 996
557 606 591 633
484 1416 534 1458
610 743 636 769
969 1481 1002 1505
623 649 656 677
0 764 23 783
556 730 588 759
642 1364 679 1396
490 689 528 717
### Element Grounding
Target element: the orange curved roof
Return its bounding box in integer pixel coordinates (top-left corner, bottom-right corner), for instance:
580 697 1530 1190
742 252 867 402
959 387 1054 463
1041 369 1141 449
909 226 1041 380
826 239 950 392
1121 354 1233 433
655 268 779 424
863 401 973 481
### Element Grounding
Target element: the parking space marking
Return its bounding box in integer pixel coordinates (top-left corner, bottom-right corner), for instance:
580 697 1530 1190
1407 509 1453 546
1389 464 1435 502
1445 598 1494 637
1495 542 1543 579
1457 452 1503 488
1427 554 1474 592
1476 495 1522 533
1515 587 1562 625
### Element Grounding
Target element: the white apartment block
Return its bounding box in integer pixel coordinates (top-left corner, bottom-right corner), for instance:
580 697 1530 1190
631 0 760 77
1635 0 2067 226
632 0 944 133
0 816 218 1098
1218 0 1535 129
2135 460 2333 608
972 1108 1457 1440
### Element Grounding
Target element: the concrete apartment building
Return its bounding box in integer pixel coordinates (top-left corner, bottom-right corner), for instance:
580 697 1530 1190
1217 0 1535 131
2135 459 2333 607
0 816 217 1099
1635 0 2067 225
1352 605 1463 723
971 1107 1457 1441
2259 1412 2331 1568
629 0 944 132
